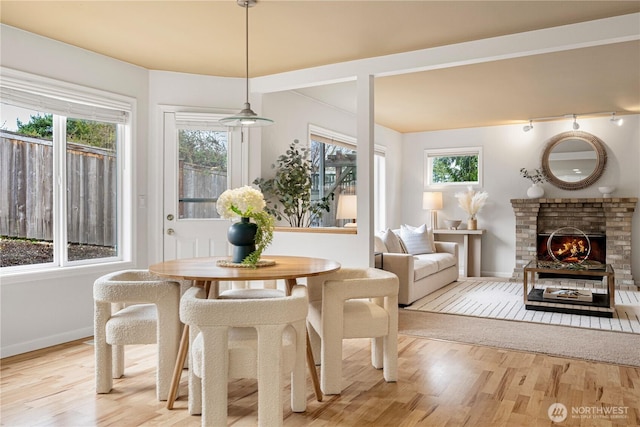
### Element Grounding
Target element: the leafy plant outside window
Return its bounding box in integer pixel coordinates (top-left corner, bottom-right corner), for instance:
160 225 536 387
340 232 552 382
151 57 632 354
432 155 478 183
425 147 482 187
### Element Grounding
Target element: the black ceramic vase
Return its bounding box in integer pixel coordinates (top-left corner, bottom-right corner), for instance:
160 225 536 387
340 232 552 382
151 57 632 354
227 217 257 263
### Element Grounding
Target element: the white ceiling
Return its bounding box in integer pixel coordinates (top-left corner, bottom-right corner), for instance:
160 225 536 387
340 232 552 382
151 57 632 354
1 1 639 133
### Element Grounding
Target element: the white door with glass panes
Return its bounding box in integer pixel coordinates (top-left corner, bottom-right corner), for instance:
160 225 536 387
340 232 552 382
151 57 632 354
162 112 244 261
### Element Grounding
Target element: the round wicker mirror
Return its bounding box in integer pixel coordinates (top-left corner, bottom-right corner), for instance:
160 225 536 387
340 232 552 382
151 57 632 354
541 131 607 190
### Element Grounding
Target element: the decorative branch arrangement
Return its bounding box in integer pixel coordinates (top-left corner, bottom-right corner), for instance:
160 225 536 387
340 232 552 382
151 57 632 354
520 168 548 184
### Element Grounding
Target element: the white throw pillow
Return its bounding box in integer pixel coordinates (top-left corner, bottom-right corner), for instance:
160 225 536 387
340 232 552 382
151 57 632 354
374 236 387 253
399 224 436 254
380 228 405 253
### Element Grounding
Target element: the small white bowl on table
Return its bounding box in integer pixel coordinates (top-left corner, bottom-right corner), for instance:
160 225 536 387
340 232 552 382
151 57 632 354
443 219 462 230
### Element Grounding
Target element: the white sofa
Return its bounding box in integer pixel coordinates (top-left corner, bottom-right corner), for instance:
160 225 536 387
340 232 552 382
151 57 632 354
375 229 458 306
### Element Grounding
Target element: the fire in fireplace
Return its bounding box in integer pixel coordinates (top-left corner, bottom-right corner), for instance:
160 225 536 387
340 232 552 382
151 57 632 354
537 230 606 265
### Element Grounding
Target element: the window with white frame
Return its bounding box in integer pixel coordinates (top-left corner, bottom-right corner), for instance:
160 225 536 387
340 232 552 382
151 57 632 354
0 68 132 270
374 149 386 231
309 128 356 227
424 147 483 188
309 125 386 228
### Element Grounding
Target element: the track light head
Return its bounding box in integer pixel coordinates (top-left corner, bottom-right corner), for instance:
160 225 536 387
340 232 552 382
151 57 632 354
572 115 580 130
610 112 623 126
523 120 533 132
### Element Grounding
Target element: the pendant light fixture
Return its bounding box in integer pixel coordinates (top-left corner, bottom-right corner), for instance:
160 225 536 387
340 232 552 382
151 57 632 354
220 0 274 127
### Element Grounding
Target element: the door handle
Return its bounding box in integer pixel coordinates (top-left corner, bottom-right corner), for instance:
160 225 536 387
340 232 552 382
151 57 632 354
166 228 175 235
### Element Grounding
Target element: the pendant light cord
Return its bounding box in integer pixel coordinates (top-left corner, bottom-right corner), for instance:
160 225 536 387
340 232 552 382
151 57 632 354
219 0 273 127
245 1 249 105
220 0 273 126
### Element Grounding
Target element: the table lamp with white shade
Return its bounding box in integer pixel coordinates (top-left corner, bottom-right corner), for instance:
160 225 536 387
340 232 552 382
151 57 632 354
423 191 443 229
336 194 357 228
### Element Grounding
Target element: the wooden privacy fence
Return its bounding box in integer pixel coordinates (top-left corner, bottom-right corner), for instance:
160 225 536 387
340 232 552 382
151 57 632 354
0 132 117 245
179 161 227 219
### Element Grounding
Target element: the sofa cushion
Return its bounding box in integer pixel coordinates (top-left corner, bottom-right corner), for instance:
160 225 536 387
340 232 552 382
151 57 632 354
380 228 405 253
430 252 457 271
412 252 457 282
413 257 439 281
399 224 435 254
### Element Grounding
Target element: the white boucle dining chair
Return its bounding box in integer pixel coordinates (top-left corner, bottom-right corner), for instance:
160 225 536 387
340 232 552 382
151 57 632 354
306 267 399 395
93 270 182 401
180 284 308 427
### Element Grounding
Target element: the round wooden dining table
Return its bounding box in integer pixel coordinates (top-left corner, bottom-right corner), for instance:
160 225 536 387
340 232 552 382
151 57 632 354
149 255 341 409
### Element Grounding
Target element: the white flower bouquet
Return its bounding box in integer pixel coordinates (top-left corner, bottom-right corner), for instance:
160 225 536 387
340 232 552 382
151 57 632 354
216 186 274 266
455 186 488 220
217 185 266 219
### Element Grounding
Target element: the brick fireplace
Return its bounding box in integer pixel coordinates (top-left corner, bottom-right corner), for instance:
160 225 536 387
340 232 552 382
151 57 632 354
511 197 637 289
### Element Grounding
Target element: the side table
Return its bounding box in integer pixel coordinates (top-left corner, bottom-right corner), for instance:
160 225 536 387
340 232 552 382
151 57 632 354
433 229 485 277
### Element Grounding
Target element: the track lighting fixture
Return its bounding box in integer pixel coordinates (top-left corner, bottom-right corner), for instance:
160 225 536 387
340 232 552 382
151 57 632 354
220 0 274 128
610 112 624 126
522 111 624 132
572 115 580 130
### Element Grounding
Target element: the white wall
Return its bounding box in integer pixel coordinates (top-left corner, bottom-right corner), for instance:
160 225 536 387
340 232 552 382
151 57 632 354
401 115 640 278
0 25 149 357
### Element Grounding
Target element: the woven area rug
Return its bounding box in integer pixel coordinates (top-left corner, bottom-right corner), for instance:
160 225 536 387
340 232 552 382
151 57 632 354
405 279 640 334
398 310 640 366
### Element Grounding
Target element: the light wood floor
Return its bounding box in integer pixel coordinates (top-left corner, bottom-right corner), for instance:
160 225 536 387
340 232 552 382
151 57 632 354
1 332 638 426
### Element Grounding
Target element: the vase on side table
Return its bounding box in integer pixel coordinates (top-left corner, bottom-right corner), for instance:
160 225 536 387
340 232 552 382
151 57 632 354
467 218 477 230
227 217 257 263
527 183 544 199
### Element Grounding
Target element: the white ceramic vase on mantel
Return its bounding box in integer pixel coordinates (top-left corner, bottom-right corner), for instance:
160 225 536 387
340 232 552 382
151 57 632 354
527 183 545 199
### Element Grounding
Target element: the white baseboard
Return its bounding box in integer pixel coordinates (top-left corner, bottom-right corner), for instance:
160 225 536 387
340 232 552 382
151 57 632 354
460 271 512 279
481 271 512 278
1 327 93 358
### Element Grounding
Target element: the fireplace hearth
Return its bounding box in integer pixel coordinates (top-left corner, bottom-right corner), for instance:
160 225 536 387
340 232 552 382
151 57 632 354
511 197 637 289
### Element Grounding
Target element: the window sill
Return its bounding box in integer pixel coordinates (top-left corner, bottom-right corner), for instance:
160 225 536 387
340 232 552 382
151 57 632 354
274 226 357 235
0 260 135 285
